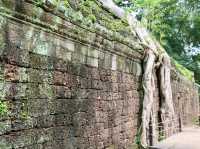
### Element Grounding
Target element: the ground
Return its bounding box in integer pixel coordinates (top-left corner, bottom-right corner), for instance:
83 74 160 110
152 126 200 149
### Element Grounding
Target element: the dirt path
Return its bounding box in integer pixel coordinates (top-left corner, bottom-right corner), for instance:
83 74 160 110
152 126 200 149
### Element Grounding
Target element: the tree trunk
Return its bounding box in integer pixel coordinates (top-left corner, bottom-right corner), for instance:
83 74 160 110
160 53 175 117
97 0 125 18
141 49 156 147
159 53 175 137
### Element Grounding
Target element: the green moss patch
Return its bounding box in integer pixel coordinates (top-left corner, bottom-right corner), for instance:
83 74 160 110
172 59 194 81
0 101 8 117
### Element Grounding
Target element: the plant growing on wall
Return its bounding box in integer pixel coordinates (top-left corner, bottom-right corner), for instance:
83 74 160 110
96 0 175 148
0 101 8 117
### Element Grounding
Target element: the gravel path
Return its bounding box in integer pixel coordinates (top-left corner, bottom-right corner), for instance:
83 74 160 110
152 126 200 149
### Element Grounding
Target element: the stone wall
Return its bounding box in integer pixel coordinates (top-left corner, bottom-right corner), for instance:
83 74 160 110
171 70 199 126
0 1 198 149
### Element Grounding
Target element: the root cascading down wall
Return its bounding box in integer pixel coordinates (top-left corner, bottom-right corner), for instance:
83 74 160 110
0 1 199 149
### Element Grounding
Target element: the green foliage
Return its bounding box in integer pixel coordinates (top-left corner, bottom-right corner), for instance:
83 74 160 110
34 0 45 6
158 130 165 141
134 125 143 149
115 0 200 83
172 59 194 81
191 117 199 126
79 0 99 23
134 133 141 145
20 111 30 120
0 101 8 117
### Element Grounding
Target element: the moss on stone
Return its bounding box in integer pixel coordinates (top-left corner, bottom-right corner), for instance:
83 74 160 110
32 0 130 34
0 101 8 117
0 0 143 55
172 59 194 81
0 0 15 9
0 140 12 149
20 111 29 120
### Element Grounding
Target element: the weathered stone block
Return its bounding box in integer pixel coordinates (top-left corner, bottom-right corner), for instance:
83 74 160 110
72 51 86 64
54 85 72 99
39 83 55 99
111 55 117 71
88 49 99 58
53 99 75 114
90 67 100 80
87 57 98 67
11 118 34 131
60 39 75 52
27 98 51 117
98 51 105 60
32 32 55 56
0 136 12 149
29 53 53 70
4 64 28 82
117 56 125 72
53 58 70 72
0 82 28 99
132 61 142 76
104 53 112 69
54 113 72 126
33 115 54 128
26 83 40 99
0 120 11 135
91 80 103 90
53 71 65 85
3 46 29 67
80 45 88 56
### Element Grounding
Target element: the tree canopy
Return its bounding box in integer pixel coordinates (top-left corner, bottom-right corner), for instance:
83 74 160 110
114 0 200 83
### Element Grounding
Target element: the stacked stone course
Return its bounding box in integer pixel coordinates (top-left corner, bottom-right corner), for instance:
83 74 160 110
0 1 198 148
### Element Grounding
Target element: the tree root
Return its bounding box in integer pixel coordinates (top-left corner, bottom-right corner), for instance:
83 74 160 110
97 0 175 147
